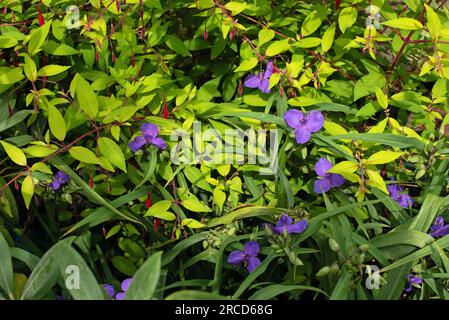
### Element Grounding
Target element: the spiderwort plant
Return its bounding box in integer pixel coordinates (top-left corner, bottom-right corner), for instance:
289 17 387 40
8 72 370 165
284 109 324 144
429 216 449 238
227 241 261 273
405 275 423 293
128 123 167 152
313 158 345 194
243 60 274 93
103 278 133 300
267 213 308 235
387 183 413 208
49 171 70 191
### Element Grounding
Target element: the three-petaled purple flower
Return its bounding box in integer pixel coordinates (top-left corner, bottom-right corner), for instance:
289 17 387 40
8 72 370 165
227 241 261 273
405 275 423 293
243 60 274 94
313 158 345 194
387 183 413 208
103 278 132 300
128 123 167 153
429 216 449 238
49 171 70 191
267 213 308 235
284 109 324 144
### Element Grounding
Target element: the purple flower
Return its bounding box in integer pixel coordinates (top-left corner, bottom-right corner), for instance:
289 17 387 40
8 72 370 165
129 123 167 152
243 60 274 93
387 183 413 208
429 216 449 238
267 213 308 235
405 275 423 293
103 278 133 300
103 284 115 299
313 158 345 194
49 171 70 191
227 241 261 273
284 109 324 144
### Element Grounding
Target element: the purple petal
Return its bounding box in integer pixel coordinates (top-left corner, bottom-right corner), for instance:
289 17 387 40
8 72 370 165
305 110 324 132
121 278 133 292
55 171 70 184
430 224 449 238
263 61 274 79
294 126 312 144
276 213 293 228
49 181 61 191
284 109 305 129
227 250 245 265
272 226 286 234
387 184 402 199
150 136 167 150
286 220 308 234
329 173 345 188
243 241 260 257
141 123 159 139
129 135 147 152
258 79 270 93
103 284 115 299
314 178 332 194
434 216 445 228
246 257 261 273
244 74 262 88
315 158 332 177
115 292 125 300
396 194 413 208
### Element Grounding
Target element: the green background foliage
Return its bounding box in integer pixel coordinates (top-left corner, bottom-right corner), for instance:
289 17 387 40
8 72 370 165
1 0 449 300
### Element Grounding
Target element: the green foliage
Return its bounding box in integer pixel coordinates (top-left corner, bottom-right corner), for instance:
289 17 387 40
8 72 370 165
1 0 449 301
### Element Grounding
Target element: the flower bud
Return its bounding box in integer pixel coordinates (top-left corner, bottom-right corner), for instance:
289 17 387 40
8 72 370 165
329 238 340 252
316 266 331 277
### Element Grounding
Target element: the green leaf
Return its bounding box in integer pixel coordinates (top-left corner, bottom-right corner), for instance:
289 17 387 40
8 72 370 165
21 174 35 210
47 103 67 141
0 141 27 166
125 251 162 300
234 58 258 72
330 269 352 300
22 238 73 300
37 65 70 77
266 39 291 57
165 290 229 300
69 146 99 164
0 232 14 299
27 20 52 56
365 151 403 165
58 246 105 300
72 73 98 119
425 4 441 40
375 87 388 109
165 35 191 57
321 23 336 53
181 199 212 212
145 200 176 221
249 284 327 300
224 1 247 15
327 133 425 151
98 137 127 172
301 5 327 36
181 218 206 229
0 110 33 133
381 18 423 30
366 169 388 194
338 7 357 33
258 28 275 47
23 54 37 82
